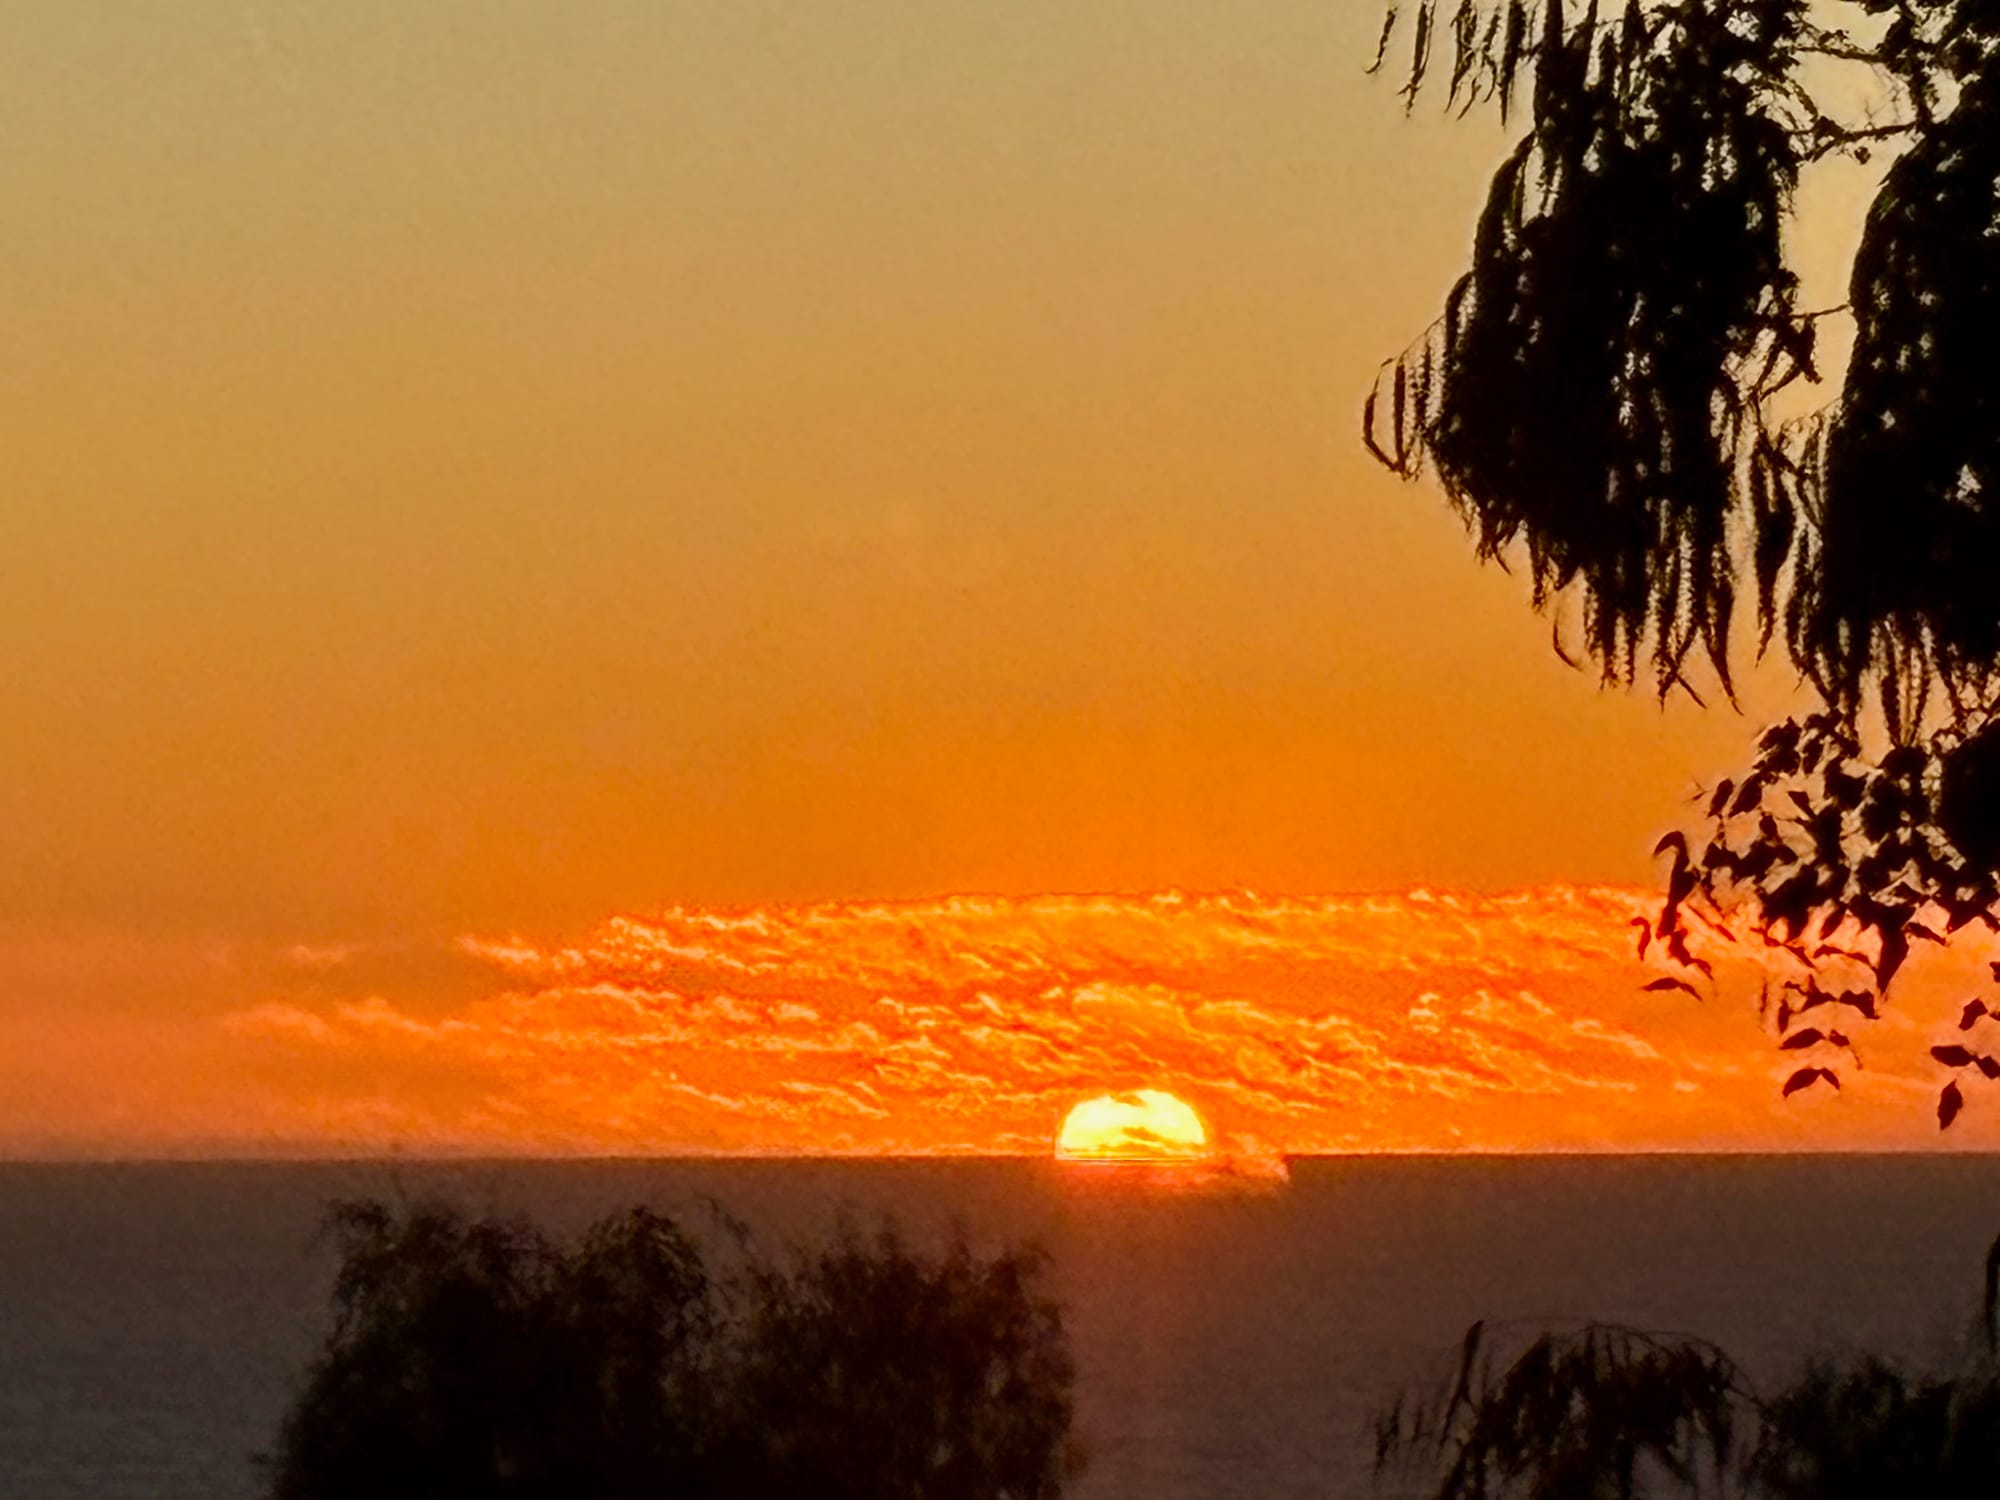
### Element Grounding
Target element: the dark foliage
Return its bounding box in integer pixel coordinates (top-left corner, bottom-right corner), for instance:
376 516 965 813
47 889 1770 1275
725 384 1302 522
718 1224 1079 1500
1368 0 2000 710
1366 0 2000 1122
1748 1357 2000 1498
264 1198 1078 1500
1373 1322 1742 1498
1654 712 2000 1122
1377 1243 2000 1498
1366 0 1813 696
1802 64 2000 722
1381 1327 2000 1499
266 1201 717 1500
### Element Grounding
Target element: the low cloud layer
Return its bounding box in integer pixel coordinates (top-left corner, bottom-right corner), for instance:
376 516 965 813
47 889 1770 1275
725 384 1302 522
8 886 1999 1155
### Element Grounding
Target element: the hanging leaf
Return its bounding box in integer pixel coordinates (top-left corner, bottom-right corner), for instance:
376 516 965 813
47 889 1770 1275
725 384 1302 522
1643 976 1703 998
1782 1066 1826 1097
1941 1080 1966 1130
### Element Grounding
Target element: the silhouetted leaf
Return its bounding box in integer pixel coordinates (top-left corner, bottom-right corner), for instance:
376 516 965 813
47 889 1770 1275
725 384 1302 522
1663 928 1713 977
1782 1067 1826 1097
1643 976 1703 998
1877 927 1911 989
1840 988 1880 1021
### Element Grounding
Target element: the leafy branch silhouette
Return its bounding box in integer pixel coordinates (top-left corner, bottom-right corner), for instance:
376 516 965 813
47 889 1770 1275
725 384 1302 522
1367 0 2000 1125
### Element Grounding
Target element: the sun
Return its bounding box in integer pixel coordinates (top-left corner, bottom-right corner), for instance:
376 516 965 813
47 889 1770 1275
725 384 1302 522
1054 1089 1212 1162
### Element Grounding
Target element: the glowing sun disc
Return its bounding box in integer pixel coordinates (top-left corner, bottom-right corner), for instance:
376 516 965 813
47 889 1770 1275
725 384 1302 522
1054 1090 1212 1161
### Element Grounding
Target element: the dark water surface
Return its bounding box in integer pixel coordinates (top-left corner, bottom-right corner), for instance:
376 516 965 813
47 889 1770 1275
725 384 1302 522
2 1155 1997 1499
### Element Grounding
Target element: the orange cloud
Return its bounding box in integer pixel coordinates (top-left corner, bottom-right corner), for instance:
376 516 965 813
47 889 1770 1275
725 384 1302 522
11 885 1964 1157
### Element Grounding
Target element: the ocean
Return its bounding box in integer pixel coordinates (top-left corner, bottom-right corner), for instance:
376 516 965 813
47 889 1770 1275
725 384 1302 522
2 1155 1996 1499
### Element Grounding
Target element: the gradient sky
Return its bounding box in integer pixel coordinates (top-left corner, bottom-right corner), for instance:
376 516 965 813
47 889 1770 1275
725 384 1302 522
7 3 1935 1155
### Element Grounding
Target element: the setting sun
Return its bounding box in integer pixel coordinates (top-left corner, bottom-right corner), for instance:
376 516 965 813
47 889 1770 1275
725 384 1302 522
1054 1090 1212 1162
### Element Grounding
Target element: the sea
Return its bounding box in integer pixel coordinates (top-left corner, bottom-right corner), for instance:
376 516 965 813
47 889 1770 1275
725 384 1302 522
2 1154 1997 1500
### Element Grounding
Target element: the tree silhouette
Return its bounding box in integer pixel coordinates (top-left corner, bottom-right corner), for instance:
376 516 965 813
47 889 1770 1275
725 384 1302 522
1375 1247 2000 1498
714 1223 1080 1500
1373 1322 1743 1499
1365 0 2000 1124
263 1198 1079 1500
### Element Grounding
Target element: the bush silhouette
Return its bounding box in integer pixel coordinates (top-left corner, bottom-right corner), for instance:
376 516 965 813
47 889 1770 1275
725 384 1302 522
264 1198 1078 1500
1748 1356 2000 1499
716 1223 1079 1500
1376 1244 2000 1498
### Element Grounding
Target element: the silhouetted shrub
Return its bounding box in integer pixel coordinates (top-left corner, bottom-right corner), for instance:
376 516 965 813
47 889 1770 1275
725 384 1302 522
1377 1249 2000 1499
264 1198 1078 1500
718 1224 1080 1500
1749 1357 2000 1499
1373 1321 1742 1499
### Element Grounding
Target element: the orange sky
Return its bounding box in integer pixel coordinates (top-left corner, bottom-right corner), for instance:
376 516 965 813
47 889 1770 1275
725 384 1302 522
2 3 1939 1156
